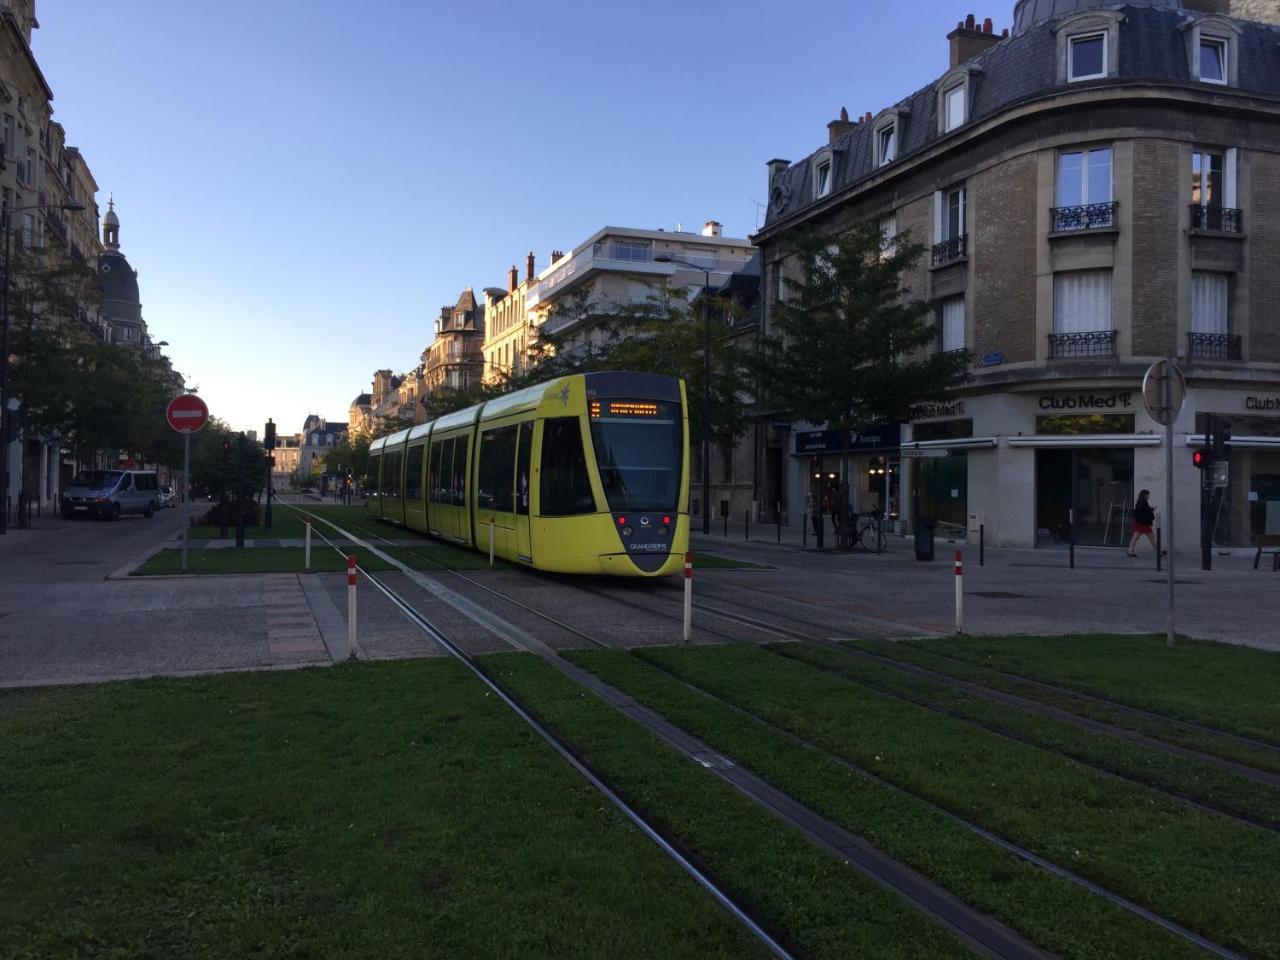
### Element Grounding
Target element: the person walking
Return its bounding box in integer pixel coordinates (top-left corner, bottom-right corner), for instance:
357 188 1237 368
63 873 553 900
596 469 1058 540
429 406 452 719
1127 489 1160 557
806 490 821 538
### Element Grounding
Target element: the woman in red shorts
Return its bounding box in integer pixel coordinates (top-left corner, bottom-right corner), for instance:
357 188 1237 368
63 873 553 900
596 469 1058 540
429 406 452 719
1127 488 1158 557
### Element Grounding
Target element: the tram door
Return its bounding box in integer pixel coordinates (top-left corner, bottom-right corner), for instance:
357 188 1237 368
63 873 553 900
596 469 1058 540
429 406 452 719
515 422 533 561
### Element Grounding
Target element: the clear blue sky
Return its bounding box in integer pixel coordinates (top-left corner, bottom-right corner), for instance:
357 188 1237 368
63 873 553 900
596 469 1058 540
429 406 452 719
34 0 988 435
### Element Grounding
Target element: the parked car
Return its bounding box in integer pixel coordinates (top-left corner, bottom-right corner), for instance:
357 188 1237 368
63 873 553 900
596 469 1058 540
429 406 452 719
62 470 160 520
158 484 176 509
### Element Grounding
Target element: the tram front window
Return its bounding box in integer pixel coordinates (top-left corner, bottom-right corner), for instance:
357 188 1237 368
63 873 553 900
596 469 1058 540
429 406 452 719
588 399 682 512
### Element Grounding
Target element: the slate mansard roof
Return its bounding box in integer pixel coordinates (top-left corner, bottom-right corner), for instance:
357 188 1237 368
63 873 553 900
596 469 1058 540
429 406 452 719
762 3 1280 232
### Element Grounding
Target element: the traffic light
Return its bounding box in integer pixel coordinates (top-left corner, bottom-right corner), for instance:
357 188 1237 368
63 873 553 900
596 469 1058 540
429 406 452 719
264 418 276 450
1192 448 1208 469
1212 421 1230 460
222 438 230 457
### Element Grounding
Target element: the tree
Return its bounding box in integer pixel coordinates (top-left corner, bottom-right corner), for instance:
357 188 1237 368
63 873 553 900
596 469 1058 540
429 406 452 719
760 219 969 533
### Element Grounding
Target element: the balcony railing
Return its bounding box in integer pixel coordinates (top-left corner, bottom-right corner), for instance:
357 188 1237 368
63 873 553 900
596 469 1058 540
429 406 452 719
1048 329 1117 359
1050 201 1118 232
1188 331 1242 361
931 234 967 266
1190 205 1243 233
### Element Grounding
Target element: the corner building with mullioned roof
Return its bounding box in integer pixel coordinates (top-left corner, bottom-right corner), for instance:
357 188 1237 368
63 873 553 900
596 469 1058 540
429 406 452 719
753 0 1280 554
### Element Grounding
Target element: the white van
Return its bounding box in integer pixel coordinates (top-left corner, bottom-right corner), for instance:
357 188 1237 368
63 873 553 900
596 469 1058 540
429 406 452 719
62 470 160 520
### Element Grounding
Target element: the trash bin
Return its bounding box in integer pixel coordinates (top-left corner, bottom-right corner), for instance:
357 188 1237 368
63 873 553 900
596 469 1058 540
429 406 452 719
914 520 935 562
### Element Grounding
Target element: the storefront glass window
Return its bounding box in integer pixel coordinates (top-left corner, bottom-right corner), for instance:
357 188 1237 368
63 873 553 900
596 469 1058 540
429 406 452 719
1195 413 1280 547
919 454 967 535
1035 414 1135 434
1035 448 1134 548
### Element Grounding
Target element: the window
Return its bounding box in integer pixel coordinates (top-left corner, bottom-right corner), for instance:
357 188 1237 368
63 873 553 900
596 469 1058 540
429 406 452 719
1057 147 1112 207
540 417 595 516
815 160 831 198
515 422 532 515
775 267 787 304
477 425 518 512
1192 273 1229 335
1053 271 1112 333
1068 33 1106 81
880 214 898 260
940 297 965 353
429 438 452 503
384 451 402 500
1200 37 1227 84
934 187 966 244
451 435 469 506
877 124 896 166
719 441 733 484
405 444 424 501
2 114 13 158
944 85 965 132
1192 150 1224 208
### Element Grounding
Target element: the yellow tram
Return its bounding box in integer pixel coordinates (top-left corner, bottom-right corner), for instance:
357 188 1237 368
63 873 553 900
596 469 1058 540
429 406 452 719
365 372 689 576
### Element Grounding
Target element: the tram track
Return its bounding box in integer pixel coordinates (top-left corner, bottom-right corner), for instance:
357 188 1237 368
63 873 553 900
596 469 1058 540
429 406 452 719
296 506 1254 960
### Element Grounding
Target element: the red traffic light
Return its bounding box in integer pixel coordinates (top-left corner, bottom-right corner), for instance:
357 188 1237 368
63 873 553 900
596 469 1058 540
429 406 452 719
1192 448 1208 468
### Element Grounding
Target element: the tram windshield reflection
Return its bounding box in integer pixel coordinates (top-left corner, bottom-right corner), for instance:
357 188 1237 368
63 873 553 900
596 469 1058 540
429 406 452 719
588 399 683 512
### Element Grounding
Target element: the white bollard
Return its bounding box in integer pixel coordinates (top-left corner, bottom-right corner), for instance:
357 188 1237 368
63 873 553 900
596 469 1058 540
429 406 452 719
347 555 358 658
954 550 964 634
305 517 312 571
683 551 693 643
489 518 495 569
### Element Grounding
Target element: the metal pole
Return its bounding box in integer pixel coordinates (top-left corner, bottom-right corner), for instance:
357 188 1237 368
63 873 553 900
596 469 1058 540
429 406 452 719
954 550 964 634
305 517 312 571
181 432 190 572
776 501 781 544
0 205 10 537
347 555 358 658
235 432 246 548
683 551 692 643
1201 415 1212 573
744 509 749 541
489 517 495 569
702 269 711 536
979 523 985 567
1069 451 1077 569
1164 356 1176 645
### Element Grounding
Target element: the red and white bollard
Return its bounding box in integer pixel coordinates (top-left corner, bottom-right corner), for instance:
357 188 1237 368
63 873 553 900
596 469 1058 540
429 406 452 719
304 517 312 571
347 555 358 657
954 550 964 634
683 551 693 643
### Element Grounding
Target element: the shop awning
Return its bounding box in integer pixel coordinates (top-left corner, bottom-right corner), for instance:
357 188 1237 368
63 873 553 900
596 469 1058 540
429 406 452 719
1183 434 1280 450
900 437 999 451
1005 434 1163 448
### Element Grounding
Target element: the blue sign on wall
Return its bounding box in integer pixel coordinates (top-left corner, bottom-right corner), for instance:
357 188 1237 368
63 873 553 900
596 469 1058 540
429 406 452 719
981 352 1004 366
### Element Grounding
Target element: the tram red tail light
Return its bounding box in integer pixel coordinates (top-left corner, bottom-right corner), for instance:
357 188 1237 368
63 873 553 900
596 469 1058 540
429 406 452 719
662 515 671 526
617 516 627 525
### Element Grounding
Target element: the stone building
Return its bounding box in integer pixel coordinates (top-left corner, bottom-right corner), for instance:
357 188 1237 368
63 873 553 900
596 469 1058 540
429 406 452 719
753 0 1280 553
481 251 538 383
423 288 485 392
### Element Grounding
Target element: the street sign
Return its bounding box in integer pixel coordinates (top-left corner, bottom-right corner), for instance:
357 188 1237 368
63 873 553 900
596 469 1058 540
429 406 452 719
166 394 209 434
900 448 950 459
1142 360 1186 427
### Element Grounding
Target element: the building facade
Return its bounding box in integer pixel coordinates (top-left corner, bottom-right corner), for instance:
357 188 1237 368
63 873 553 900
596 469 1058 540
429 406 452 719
423 288 485 392
754 0 1280 554
298 415 347 479
481 252 538 383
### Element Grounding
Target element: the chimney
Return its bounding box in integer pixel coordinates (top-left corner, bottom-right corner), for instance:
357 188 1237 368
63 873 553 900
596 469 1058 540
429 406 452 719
948 13 1003 67
766 158 790 190
508 264 518 292
827 106 856 144
526 250 535 282
550 249 564 264
702 220 723 238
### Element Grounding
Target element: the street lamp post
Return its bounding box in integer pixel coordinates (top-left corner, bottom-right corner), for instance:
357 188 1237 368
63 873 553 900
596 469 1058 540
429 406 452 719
0 198 85 535
655 255 713 535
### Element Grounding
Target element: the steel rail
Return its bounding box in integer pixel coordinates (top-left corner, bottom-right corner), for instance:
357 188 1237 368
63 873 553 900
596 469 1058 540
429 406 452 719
280 505 797 960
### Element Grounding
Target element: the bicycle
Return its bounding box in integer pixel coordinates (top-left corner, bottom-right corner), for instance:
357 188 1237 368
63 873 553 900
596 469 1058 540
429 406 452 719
852 511 886 553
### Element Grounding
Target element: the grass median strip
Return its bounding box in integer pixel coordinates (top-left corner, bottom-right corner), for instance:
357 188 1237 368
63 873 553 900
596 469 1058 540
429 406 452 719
563 647 1211 960
852 638 1280 776
774 642 1280 831
131 546 396 576
483 652 978 960
693 553 763 570
901 634 1280 745
0 659 775 960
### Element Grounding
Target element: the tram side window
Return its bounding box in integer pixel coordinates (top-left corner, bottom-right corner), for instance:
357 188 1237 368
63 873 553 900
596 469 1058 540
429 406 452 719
540 417 596 516
478 426 518 512
430 439 453 504
405 444 425 502
452 436 469 506
385 452 402 499
515 422 532 516
368 454 380 496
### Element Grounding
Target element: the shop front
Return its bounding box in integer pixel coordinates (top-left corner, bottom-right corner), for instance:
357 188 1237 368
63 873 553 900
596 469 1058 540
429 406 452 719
793 423 901 528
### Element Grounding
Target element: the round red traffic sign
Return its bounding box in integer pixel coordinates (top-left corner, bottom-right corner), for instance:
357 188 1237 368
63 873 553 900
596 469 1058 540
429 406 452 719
166 393 209 434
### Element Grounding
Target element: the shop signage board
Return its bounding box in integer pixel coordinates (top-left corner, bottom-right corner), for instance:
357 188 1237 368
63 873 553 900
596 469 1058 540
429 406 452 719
795 422 901 454
900 449 951 459
1245 395 1280 412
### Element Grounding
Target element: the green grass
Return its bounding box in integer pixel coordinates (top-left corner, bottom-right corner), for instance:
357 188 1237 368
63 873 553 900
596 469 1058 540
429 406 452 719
567 645 1277 960
853 639 1280 774
693 553 762 570
0 660 775 960
187 505 375 541
774 642 1280 830
486 653 976 960
902 634 1280 745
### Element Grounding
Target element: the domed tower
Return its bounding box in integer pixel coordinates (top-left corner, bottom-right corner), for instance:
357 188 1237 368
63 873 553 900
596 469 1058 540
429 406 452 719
96 196 147 346
1013 0 1184 34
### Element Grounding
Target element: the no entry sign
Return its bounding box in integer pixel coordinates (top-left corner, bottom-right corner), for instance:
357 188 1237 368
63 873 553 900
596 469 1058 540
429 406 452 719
166 393 209 434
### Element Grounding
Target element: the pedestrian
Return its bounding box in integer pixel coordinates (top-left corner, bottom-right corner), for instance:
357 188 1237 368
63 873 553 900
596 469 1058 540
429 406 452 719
806 490 820 537
1127 488 1161 557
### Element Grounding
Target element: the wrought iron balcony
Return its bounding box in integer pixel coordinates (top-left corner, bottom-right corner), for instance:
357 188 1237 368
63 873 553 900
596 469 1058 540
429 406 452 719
1188 331 1242 361
1048 330 1117 359
931 234 967 266
1190 205 1243 233
1050 201 1118 232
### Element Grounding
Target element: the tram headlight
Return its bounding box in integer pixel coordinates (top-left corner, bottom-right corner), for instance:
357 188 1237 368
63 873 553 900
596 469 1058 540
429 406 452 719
622 526 633 537
659 526 669 535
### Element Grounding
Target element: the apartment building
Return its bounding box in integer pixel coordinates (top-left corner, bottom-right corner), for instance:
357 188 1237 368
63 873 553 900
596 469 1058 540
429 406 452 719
423 289 485 392
754 0 1280 553
482 252 538 383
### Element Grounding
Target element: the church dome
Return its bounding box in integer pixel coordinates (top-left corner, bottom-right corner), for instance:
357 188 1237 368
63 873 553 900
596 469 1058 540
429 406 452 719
1013 0 1183 34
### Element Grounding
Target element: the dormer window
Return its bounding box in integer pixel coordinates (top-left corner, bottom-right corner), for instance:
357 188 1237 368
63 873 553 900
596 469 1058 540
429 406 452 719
944 85 965 132
878 124 896 166
1068 33 1106 81
812 152 833 199
1200 37 1227 84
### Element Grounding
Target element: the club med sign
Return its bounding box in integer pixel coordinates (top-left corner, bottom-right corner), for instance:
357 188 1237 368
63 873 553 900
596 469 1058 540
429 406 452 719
1245 395 1280 412
1037 391 1134 411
